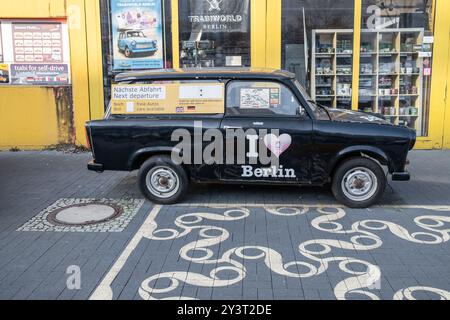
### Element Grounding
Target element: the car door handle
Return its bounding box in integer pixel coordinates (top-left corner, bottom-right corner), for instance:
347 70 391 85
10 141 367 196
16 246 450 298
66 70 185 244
253 122 264 126
223 126 243 130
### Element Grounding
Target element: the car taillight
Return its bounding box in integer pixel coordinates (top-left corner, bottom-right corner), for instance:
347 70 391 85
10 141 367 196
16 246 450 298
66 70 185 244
85 126 92 151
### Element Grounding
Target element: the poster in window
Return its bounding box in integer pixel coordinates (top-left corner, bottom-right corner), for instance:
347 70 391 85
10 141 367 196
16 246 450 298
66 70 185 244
187 0 250 33
111 0 164 71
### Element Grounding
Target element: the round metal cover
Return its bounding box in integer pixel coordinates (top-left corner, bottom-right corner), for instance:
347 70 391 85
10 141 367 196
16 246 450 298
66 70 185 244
46 202 123 226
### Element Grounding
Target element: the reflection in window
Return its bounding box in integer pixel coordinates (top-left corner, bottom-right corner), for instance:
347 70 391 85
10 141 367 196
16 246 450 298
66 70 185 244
281 0 355 109
360 0 434 136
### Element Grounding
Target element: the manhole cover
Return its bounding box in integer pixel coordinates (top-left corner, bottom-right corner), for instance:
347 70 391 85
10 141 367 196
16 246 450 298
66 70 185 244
46 202 123 226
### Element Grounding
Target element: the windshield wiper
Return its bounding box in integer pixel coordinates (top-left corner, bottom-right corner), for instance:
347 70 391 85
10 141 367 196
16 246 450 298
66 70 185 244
308 100 332 120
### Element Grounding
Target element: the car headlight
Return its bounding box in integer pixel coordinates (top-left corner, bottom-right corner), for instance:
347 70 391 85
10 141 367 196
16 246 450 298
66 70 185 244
131 41 136 47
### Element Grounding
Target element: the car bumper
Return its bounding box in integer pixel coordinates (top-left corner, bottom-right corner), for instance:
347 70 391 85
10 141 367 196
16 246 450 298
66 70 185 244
88 161 104 173
392 172 410 181
130 47 157 54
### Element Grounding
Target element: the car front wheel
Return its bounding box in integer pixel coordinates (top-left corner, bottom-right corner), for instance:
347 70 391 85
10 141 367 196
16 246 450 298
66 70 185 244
332 157 387 208
138 155 188 205
124 46 132 58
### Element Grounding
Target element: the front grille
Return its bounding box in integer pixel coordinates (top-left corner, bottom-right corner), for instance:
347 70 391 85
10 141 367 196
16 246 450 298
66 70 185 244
136 43 153 49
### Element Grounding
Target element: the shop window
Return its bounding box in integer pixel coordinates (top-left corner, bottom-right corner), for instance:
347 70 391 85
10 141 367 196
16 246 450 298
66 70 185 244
178 0 251 68
100 0 173 109
281 0 355 109
360 0 434 136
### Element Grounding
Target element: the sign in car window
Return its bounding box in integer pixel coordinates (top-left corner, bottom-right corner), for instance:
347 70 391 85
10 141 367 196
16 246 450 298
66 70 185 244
111 0 164 71
239 82 281 109
111 83 225 114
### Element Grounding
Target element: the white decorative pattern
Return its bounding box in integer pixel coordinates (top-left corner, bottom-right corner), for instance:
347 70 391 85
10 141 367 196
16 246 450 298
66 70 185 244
137 206 450 300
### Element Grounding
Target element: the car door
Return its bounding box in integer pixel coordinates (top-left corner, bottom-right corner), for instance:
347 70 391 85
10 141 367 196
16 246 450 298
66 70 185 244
219 80 313 184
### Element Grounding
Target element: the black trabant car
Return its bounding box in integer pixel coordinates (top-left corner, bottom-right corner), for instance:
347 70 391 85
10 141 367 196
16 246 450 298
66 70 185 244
86 69 416 208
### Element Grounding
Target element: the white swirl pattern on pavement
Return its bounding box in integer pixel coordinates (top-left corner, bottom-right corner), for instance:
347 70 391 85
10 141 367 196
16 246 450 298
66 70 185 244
138 206 450 300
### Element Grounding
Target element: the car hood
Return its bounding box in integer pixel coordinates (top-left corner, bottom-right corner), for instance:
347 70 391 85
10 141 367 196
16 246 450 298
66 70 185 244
328 109 390 125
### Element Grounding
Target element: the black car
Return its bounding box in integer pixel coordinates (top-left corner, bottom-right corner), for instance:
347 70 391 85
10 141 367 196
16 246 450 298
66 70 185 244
86 68 416 208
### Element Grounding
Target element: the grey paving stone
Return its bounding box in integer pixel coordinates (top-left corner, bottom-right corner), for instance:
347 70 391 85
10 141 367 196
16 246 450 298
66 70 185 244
1 151 450 301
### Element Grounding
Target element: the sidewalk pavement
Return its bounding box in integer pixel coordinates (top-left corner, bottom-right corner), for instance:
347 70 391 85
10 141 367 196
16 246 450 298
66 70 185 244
0 150 449 300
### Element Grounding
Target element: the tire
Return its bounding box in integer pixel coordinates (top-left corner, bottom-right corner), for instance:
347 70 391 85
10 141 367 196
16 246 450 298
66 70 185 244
332 157 386 208
124 46 132 58
138 155 189 205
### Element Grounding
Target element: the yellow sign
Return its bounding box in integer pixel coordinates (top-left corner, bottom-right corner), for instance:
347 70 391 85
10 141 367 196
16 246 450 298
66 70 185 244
0 64 9 84
111 83 225 115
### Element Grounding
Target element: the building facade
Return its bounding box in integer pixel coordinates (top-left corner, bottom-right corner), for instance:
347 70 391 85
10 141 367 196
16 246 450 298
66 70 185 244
0 0 449 150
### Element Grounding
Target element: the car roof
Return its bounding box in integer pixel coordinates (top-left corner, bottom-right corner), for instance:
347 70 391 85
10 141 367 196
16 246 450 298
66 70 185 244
115 68 296 82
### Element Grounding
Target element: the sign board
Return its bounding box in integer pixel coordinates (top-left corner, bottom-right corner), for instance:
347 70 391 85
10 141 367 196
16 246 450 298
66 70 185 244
111 83 225 114
187 0 250 33
0 19 71 86
10 63 69 85
111 0 164 71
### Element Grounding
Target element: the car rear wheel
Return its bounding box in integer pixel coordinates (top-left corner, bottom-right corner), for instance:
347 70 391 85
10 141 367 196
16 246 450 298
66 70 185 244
332 157 386 208
138 155 188 205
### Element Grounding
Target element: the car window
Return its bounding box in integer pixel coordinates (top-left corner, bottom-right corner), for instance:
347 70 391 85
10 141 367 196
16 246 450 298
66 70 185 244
226 81 305 117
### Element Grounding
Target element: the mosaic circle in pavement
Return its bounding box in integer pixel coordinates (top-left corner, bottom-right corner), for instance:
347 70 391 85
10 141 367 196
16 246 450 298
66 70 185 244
17 198 144 232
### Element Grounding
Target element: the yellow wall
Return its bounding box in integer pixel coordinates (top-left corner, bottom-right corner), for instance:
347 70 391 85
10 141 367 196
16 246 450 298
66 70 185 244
0 0 104 150
0 88 59 148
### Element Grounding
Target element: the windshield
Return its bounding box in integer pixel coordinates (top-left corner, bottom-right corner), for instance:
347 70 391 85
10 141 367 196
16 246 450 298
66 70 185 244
293 79 330 120
127 32 144 38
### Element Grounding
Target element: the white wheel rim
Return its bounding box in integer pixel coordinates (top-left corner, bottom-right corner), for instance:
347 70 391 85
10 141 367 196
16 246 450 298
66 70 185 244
341 167 378 202
146 166 180 199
